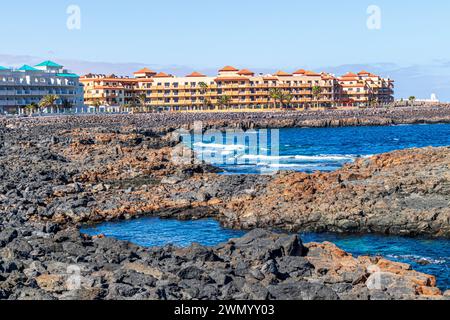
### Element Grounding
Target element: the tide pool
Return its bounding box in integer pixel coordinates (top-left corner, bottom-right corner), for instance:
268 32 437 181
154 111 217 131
81 217 450 291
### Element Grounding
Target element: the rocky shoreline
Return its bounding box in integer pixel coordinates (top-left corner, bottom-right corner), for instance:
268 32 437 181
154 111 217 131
1 108 449 300
2 106 450 134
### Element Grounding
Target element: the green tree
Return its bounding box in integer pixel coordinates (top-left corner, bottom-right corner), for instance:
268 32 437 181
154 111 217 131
25 103 37 115
218 95 232 110
39 94 59 114
137 93 147 113
198 82 210 110
269 88 283 109
91 98 103 113
280 92 293 109
312 86 323 108
408 96 416 106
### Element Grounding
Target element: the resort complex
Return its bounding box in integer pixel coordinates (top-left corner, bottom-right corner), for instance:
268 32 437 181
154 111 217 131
0 61 394 114
0 61 84 114
80 66 395 112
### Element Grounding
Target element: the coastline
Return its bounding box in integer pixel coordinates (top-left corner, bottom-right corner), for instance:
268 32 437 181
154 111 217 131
0 108 449 300
3 106 450 133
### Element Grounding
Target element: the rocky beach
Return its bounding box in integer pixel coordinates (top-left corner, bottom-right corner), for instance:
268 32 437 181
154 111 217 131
1 107 450 300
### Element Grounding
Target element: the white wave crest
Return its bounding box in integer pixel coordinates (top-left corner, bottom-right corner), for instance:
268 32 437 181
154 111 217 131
193 142 246 151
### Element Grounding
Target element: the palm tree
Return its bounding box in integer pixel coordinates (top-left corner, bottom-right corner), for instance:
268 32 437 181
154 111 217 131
137 93 147 113
91 98 103 113
218 95 232 110
25 103 37 115
408 96 416 106
312 86 322 108
269 88 283 109
39 94 59 114
198 82 209 110
281 92 293 109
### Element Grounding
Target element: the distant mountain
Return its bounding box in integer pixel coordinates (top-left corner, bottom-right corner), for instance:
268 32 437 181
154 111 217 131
1 54 448 101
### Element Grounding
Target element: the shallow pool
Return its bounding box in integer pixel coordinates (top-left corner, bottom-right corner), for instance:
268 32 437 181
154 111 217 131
81 217 450 290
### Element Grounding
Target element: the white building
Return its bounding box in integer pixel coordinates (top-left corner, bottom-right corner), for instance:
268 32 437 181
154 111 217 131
0 60 85 114
416 94 440 104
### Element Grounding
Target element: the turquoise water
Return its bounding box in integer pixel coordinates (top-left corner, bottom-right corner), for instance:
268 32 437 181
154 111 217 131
183 124 450 174
81 217 450 290
82 124 450 290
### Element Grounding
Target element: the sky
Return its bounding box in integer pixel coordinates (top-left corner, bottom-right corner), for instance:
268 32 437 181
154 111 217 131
1 0 450 99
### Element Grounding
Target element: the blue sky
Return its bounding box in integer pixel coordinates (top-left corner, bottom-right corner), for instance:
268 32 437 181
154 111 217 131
1 1 450 99
1 0 449 68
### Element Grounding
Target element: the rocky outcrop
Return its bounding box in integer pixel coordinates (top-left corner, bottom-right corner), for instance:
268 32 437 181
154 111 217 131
2 106 450 134
0 227 444 300
221 147 450 237
0 111 449 300
1 114 448 236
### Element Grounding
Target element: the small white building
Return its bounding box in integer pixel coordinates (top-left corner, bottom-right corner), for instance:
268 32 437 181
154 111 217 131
416 94 440 103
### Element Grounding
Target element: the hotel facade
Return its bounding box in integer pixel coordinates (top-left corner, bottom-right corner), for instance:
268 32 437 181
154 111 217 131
0 61 84 114
80 66 395 111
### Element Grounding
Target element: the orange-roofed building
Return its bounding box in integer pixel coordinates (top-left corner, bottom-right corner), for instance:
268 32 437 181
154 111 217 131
134 68 157 78
186 72 207 77
274 70 292 77
337 71 394 107
153 72 172 78
237 69 255 76
358 70 371 76
304 71 321 77
80 65 394 111
293 69 306 75
219 65 239 72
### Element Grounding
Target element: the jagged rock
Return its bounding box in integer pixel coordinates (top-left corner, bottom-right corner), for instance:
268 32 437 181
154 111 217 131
0 111 449 300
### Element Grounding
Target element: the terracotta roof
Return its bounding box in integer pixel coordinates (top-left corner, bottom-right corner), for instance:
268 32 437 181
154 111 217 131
342 72 359 78
237 69 255 76
153 72 171 78
358 70 371 75
219 66 239 72
304 70 321 76
134 68 156 75
186 71 206 77
293 69 306 75
274 70 292 77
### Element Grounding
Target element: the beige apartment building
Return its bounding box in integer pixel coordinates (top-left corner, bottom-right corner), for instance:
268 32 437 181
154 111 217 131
339 71 395 106
80 66 394 111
